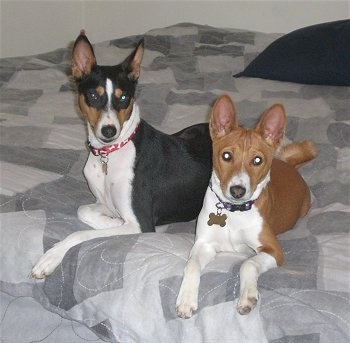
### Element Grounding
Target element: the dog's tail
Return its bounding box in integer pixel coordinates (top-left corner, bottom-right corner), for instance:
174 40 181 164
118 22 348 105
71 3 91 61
278 140 317 169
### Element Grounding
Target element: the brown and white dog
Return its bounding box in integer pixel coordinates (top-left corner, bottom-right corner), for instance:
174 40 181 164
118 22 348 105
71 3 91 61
176 94 317 318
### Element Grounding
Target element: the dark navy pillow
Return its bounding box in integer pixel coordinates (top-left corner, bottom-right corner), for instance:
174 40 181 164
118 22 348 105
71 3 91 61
235 20 350 86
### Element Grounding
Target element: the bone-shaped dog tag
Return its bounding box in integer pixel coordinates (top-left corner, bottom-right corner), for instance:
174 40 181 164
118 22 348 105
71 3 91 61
207 212 227 227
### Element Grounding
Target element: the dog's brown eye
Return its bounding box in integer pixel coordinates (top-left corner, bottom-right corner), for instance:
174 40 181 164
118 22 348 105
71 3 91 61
120 93 129 102
86 89 100 105
114 92 131 110
222 151 232 162
252 156 263 166
88 89 99 99
85 88 107 108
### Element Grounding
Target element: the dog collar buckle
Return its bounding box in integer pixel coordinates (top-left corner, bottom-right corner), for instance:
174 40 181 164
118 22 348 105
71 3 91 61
224 200 255 212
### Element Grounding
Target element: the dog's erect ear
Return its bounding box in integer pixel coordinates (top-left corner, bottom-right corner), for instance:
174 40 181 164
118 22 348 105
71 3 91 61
209 94 238 139
257 104 286 147
71 30 96 79
122 39 144 82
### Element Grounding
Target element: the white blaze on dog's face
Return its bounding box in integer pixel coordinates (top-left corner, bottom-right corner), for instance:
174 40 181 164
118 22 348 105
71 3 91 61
209 95 286 203
71 33 144 145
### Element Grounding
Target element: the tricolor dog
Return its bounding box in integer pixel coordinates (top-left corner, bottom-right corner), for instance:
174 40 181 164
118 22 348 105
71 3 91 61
176 94 316 318
30 32 212 278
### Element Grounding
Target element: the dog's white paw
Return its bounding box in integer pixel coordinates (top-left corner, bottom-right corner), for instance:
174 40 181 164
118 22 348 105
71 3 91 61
29 243 66 279
236 286 259 315
78 204 124 230
176 291 198 319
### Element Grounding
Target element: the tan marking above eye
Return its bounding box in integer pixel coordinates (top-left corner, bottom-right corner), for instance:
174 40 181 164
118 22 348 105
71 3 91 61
114 88 122 99
96 86 105 96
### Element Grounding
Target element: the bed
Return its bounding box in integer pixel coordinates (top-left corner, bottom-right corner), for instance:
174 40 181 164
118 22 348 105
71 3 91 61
1 21 349 343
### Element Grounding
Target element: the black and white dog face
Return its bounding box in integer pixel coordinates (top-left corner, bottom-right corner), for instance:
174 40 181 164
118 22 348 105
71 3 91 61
71 33 144 145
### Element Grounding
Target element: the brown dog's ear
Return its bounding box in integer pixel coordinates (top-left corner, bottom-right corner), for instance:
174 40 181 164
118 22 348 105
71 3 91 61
71 31 96 79
209 94 238 139
122 39 144 82
257 104 286 147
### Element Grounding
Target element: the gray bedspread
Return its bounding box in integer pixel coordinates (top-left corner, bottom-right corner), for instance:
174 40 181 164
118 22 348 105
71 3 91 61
1 23 349 343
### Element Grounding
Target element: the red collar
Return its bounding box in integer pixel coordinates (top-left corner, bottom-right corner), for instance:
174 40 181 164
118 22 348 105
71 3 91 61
89 125 139 156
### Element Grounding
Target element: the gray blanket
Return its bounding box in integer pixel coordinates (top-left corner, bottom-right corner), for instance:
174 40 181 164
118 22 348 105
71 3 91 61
1 23 349 343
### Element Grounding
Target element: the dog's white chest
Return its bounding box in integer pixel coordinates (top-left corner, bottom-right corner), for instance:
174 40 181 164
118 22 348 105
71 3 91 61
225 208 263 250
197 191 264 253
83 143 136 217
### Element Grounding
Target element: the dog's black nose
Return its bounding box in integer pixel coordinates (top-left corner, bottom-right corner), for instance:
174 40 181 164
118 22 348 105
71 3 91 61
101 125 117 139
230 185 246 199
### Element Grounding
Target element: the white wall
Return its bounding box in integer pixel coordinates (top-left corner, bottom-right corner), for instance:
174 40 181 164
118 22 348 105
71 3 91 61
1 0 349 58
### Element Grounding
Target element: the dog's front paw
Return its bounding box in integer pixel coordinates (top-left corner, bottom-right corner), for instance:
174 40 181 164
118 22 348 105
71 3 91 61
78 204 124 230
29 243 66 279
236 287 259 315
176 292 198 319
